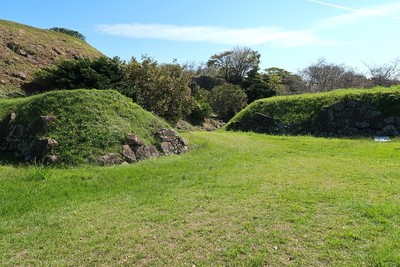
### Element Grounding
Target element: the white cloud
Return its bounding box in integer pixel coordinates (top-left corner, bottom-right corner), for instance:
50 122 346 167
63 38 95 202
97 2 400 47
309 0 400 29
97 23 329 47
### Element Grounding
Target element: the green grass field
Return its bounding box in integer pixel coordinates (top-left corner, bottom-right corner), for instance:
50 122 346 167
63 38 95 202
1 131 399 266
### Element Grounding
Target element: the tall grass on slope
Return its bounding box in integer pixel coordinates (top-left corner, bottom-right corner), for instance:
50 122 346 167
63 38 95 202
0 89 169 164
0 132 399 266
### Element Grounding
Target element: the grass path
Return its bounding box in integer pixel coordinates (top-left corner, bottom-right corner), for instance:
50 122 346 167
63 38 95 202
1 132 399 266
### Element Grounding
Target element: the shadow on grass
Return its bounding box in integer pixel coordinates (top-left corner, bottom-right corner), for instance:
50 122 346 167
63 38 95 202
0 151 24 166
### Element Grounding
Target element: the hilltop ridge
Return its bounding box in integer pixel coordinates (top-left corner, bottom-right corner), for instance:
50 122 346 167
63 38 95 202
0 19 103 97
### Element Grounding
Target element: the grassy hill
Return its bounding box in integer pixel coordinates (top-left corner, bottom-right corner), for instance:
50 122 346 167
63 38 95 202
0 89 169 164
0 20 103 97
0 131 399 265
226 86 400 137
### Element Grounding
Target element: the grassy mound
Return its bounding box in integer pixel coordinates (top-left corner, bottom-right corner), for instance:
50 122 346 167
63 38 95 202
226 86 400 137
0 89 169 164
0 19 103 97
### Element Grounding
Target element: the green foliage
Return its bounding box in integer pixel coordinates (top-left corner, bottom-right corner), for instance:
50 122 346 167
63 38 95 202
264 67 307 95
187 86 212 122
226 86 400 133
210 84 247 121
49 27 86 41
207 46 261 84
125 56 193 123
191 75 225 91
1 132 399 266
242 69 276 102
24 57 127 94
188 100 212 122
0 89 168 164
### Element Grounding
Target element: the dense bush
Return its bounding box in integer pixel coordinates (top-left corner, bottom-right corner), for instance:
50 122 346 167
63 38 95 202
49 27 86 41
125 56 193 123
24 57 127 94
210 84 247 121
188 100 212 122
191 75 225 91
245 83 276 103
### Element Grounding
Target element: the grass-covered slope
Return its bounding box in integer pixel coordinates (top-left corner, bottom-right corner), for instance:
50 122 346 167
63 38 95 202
0 89 169 164
226 87 400 137
0 19 103 97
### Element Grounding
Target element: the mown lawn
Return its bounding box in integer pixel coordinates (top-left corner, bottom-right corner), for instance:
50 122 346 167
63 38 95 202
1 131 399 266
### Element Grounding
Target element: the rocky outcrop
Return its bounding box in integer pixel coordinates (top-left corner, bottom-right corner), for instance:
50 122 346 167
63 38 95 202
99 129 189 166
0 113 58 162
105 129 188 165
156 128 188 156
98 153 124 166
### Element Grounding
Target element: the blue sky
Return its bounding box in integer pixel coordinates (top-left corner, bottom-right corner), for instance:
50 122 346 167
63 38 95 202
1 0 399 73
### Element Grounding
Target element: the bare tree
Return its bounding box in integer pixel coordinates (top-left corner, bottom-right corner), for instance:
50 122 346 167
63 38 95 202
364 58 400 87
300 58 369 92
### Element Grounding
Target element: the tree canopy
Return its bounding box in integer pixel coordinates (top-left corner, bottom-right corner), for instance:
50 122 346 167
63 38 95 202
207 46 260 84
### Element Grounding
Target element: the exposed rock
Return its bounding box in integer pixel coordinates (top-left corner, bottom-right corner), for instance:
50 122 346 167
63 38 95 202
0 113 59 162
98 153 123 166
311 101 393 137
1 112 189 165
156 128 188 156
30 138 58 160
202 118 225 131
9 124 25 138
135 144 160 161
0 113 13 137
45 155 60 164
126 133 144 147
122 144 136 163
11 72 27 80
27 115 56 137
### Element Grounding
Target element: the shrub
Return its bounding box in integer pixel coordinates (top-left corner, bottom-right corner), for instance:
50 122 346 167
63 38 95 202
125 56 193 123
24 57 127 94
210 84 247 121
188 100 212 122
49 27 86 41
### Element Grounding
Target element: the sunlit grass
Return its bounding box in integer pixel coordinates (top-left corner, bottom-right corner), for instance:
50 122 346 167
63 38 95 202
1 131 399 266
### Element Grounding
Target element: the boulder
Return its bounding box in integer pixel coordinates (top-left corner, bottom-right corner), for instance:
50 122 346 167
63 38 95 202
30 138 58 159
156 128 188 155
45 155 60 164
98 153 123 166
126 133 145 148
122 144 137 163
135 144 160 161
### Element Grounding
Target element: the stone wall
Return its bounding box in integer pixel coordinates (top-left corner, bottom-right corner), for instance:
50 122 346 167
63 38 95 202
0 113 189 165
310 100 400 137
227 100 400 137
0 113 59 162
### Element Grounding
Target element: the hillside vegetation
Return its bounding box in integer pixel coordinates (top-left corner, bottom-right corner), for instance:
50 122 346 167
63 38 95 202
0 20 103 97
226 86 400 137
0 89 169 164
